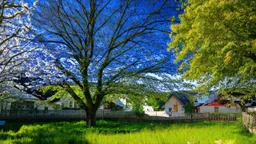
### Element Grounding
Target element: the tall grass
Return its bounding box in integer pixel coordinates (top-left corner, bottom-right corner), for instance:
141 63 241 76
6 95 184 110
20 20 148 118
0 121 255 144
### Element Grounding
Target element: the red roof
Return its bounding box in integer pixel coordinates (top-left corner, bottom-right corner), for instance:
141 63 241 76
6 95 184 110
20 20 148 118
204 101 224 106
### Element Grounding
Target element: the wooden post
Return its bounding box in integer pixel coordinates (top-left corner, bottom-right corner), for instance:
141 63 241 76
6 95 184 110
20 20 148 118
102 109 104 120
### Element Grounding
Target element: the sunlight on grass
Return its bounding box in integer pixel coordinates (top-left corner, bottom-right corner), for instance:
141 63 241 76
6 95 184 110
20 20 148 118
85 122 255 144
0 121 255 144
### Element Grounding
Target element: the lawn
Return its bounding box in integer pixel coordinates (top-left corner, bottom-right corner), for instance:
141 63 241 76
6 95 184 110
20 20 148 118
0 120 255 144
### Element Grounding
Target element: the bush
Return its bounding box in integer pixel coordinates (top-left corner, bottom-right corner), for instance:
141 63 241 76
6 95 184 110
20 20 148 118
134 110 144 118
248 111 256 115
132 105 145 118
183 103 194 113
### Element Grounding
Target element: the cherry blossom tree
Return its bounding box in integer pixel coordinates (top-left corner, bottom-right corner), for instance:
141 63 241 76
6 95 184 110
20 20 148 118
0 0 32 98
0 0 37 87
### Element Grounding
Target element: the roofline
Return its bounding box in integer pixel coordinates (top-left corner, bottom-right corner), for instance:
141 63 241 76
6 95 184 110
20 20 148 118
159 94 186 109
170 94 185 105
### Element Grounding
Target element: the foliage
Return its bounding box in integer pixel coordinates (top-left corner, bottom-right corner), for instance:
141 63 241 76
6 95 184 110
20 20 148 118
183 103 194 113
146 92 168 110
39 85 83 101
168 0 256 98
0 121 255 144
248 111 256 116
134 110 145 118
132 104 145 117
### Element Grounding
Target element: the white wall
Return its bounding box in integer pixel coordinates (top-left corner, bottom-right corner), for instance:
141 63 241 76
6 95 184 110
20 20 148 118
199 106 215 113
35 101 61 110
248 107 256 112
199 105 241 113
219 106 240 113
36 104 55 110
143 105 154 112
164 96 184 116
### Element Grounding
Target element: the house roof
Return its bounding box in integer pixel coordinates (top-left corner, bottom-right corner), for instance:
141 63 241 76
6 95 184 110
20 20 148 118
204 101 224 106
194 93 219 107
201 94 219 106
159 91 196 109
114 98 126 108
169 91 195 105
196 94 239 107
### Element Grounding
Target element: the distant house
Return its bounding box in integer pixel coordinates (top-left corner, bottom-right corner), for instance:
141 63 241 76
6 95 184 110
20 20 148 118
103 97 127 110
159 91 194 117
195 95 241 113
0 84 63 111
58 96 80 110
245 100 256 112
143 105 154 112
0 95 60 111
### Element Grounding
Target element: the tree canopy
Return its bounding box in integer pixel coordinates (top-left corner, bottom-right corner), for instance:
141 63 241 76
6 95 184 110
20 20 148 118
29 0 181 126
168 0 256 98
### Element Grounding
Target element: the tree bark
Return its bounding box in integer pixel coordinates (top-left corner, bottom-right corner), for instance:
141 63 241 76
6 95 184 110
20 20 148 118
85 109 97 127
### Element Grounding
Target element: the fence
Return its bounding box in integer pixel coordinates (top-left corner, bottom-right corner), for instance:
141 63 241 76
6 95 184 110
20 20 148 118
242 112 256 134
0 110 240 122
209 113 239 121
0 110 87 121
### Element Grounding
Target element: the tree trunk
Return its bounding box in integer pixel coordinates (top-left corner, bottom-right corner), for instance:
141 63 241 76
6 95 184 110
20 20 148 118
86 109 97 127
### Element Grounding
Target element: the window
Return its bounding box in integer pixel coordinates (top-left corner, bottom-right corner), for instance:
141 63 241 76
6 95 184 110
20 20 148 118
169 108 172 112
214 107 219 112
173 104 178 112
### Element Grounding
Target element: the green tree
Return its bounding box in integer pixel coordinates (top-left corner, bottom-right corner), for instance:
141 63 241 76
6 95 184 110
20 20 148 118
146 92 168 110
168 0 256 99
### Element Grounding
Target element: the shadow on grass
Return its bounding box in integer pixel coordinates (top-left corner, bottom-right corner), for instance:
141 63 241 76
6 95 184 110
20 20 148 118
0 121 90 144
1 122 25 132
232 122 254 137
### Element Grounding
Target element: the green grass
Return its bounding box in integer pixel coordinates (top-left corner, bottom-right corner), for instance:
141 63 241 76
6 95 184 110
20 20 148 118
0 120 255 144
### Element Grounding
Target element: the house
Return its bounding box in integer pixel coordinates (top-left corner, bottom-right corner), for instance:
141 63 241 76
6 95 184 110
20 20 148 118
195 94 241 113
57 96 80 110
103 97 128 110
243 98 256 112
159 91 195 117
0 84 63 111
143 105 154 112
0 95 60 111
0 87 61 111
